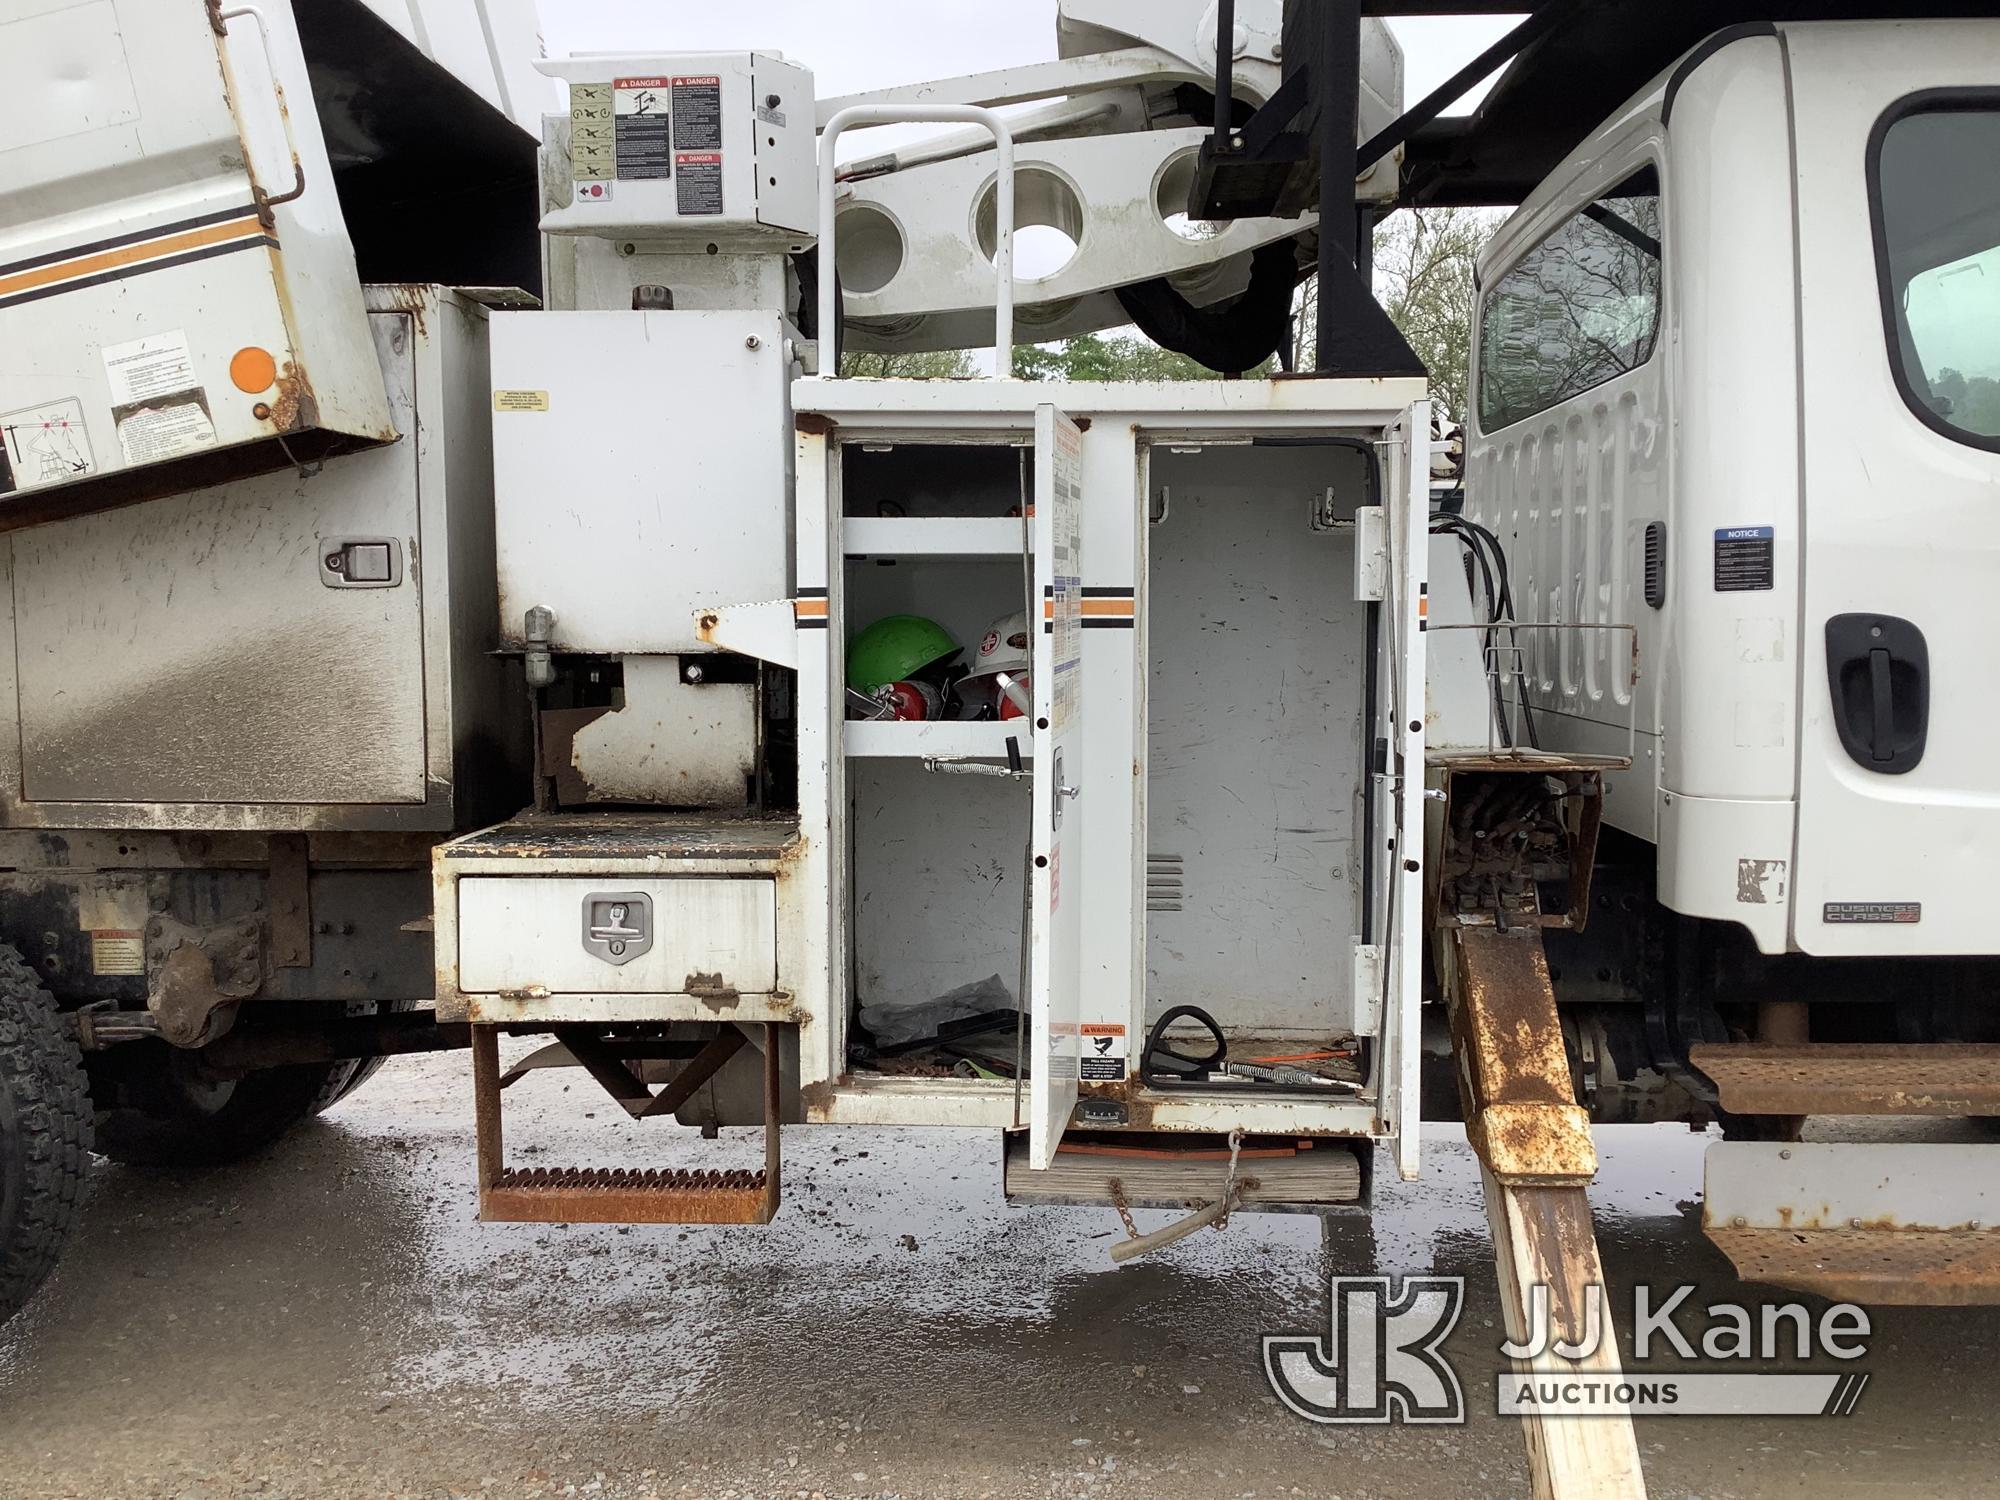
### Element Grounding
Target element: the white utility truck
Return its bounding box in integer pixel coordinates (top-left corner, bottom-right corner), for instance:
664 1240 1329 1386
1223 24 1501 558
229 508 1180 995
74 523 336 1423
4 4 1997 1496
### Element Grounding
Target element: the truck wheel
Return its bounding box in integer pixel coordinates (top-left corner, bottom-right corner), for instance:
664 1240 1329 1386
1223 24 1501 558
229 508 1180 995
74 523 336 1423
308 997 418 1115
0 947 92 1323
94 1049 345 1168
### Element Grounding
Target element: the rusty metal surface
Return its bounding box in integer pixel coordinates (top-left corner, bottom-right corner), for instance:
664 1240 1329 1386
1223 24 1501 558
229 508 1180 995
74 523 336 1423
1448 927 1597 1186
267 832 311 968
469 1020 785 1226
441 813 801 863
482 1167 776 1225
1706 1225 2000 1305
1435 766 1606 931
144 914 263 1048
1692 1043 2000 1116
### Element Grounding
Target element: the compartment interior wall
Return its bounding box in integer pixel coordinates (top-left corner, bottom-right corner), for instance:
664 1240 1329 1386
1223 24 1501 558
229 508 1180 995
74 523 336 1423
844 556 1032 685
1144 443 1374 1039
842 443 1029 518
848 759 1029 1035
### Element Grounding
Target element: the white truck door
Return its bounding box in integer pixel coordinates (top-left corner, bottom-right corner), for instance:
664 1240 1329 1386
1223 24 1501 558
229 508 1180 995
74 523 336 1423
1028 404 1086 1169
1788 30 2000 955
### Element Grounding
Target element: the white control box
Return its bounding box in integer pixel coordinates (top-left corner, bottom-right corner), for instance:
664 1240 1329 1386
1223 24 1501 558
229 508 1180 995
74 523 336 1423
489 308 793 655
538 53 816 243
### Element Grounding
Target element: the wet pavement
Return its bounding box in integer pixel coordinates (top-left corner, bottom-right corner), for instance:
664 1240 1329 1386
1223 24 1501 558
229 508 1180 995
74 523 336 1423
4 1049 2000 1499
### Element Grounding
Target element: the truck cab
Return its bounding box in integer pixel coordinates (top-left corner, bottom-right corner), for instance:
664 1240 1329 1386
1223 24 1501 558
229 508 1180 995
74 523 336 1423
1461 19 2000 1296
1465 18 2000 959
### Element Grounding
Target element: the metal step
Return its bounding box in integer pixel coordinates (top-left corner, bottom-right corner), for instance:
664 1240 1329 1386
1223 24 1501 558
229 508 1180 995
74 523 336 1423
1004 1134 1364 1210
1690 1043 2000 1116
482 1167 776 1225
1704 1142 2000 1304
470 1022 782 1226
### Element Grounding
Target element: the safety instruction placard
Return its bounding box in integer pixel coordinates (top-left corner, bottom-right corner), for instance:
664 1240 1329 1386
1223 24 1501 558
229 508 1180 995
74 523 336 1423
102 330 197 407
0 398 94 492
1714 525 1775 592
89 930 144 976
571 74 728 198
671 75 722 151
1079 1022 1127 1081
613 77 673 180
676 153 724 215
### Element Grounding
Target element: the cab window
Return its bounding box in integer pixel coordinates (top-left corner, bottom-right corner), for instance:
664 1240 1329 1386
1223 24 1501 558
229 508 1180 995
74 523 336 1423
1477 166 1663 432
1872 98 2000 449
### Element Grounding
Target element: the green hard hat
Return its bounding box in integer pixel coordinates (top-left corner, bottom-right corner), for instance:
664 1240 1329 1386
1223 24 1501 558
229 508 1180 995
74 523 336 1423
848 614 959 693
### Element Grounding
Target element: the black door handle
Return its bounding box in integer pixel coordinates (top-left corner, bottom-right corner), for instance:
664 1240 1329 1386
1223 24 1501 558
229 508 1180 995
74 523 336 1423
1825 614 1928 774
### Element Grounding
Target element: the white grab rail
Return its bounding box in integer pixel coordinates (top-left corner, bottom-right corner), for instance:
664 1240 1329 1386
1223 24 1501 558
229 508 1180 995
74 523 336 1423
817 105 1016 378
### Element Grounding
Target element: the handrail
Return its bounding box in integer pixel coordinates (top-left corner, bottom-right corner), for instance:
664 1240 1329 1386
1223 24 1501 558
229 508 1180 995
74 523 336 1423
817 105 1016 378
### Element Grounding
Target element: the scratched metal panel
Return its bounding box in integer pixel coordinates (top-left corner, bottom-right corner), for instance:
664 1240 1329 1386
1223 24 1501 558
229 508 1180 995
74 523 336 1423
1144 445 1367 1037
11 313 427 804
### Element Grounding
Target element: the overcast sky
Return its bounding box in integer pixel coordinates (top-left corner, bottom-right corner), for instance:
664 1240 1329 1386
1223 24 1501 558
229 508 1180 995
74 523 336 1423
536 4 1525 117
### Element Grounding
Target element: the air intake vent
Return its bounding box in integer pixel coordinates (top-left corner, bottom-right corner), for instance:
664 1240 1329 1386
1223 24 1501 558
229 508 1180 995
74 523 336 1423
1643 521 1667 609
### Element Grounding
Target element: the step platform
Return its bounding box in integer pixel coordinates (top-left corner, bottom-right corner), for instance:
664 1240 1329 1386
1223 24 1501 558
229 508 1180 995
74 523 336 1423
1691 1042 2000 1116
470 1021 781 1225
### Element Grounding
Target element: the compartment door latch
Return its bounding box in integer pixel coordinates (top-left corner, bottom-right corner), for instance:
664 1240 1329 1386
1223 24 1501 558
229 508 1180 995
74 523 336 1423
320 537 403 588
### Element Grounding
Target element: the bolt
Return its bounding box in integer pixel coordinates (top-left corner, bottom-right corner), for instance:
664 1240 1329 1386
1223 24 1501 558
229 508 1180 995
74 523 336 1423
1731 1215 1747 1228
685 663 705 684
1849 1217 1864 1230
151 896 170 913
41 931 57 950
745 335 762 350
1231 134 1244 150
1779 1148 1792 1160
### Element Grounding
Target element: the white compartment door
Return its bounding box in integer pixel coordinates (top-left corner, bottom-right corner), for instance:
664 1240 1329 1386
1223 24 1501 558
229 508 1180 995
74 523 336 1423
1378 403 1430 1179
1028 404 1086 1170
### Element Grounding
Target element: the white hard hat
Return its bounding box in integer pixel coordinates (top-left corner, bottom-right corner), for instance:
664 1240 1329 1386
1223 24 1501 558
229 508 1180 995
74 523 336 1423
965 610 1031 680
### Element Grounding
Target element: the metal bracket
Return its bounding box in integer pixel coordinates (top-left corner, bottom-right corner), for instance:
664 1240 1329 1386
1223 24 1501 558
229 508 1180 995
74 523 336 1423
267 832 311 969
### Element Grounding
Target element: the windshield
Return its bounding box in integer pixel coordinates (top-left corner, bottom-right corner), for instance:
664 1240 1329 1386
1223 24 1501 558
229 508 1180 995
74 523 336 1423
1874 100 2000 448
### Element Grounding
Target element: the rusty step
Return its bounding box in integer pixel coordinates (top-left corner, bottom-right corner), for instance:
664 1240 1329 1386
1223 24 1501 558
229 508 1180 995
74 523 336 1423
1704 1142 2000 1304
470 1022 783 1227
1690 1042 2000 1117
481 1166 776 1225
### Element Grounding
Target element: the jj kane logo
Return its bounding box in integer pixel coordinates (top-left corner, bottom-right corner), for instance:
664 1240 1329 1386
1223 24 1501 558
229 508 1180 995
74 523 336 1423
1264 1276 1872 1423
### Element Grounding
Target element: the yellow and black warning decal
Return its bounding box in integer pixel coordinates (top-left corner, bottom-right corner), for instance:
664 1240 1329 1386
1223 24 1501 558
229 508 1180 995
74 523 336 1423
0 205 275 313
793 588 828 630
1042 585 1134 630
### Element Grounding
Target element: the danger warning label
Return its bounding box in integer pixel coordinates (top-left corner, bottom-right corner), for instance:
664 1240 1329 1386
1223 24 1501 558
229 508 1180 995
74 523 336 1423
671 75 723 151
676 153 724 216
1079 1022 1127 1081
613 76 673 180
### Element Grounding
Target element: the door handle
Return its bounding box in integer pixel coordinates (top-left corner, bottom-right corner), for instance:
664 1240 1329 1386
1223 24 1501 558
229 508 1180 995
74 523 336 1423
1824 614 1928 774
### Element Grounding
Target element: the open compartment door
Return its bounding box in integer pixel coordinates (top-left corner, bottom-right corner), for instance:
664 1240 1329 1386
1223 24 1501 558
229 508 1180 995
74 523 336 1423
1375 402 1430 1179
1027 404 1086 1169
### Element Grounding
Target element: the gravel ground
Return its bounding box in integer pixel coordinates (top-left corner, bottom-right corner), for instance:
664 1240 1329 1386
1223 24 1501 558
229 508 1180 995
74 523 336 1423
4 1048 2000 1499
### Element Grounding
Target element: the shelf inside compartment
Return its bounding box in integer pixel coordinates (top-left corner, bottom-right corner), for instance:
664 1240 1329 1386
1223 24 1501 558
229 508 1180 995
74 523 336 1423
843 515 1028 558
844 720 1034 760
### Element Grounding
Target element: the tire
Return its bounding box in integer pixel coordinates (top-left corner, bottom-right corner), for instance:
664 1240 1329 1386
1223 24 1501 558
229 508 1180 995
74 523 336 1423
308 996 418 1115
94 1049 346 1168
0 946 92 1324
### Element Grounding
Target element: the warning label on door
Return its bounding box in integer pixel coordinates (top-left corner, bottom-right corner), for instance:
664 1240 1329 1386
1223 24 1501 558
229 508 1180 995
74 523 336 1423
1080 1022 1127 1081
613 76 673 180
102 330 198 407
1713 525 1775 592
112 394 216 465
0 398 94 491
671 75 723 151
676 153 724 215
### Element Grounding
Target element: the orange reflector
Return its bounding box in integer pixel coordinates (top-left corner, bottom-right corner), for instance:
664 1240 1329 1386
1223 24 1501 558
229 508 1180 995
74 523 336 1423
230 346 278 394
